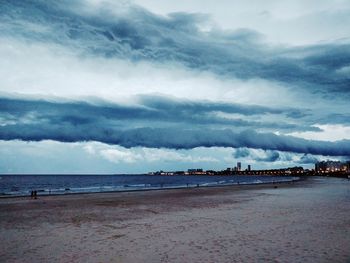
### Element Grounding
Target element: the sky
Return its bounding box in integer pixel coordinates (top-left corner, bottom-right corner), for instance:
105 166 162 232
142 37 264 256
0 0 350 174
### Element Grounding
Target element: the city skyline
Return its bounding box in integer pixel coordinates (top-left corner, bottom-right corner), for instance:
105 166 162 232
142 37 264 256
1 0 350 173
150 159 350 174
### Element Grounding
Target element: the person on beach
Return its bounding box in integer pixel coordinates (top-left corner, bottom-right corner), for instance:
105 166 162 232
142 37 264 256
34 190 37 199
30 190 34 199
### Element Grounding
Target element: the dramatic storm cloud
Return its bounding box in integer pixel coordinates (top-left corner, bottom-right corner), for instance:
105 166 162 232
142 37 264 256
0 0 349 172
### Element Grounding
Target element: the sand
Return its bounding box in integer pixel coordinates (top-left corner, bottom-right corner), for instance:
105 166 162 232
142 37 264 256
0 177 349 263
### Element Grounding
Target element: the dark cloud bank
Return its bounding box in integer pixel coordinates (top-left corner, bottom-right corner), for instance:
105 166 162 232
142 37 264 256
1 97 350 157
0 96 319 132
1 0 350 97
233 147 319 164
2 120 350 157
1 0 350 160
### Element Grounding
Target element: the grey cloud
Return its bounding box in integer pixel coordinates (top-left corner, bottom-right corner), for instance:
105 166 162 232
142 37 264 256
297 154 319 164
255 151 280 162
1 97 350 156
315 113 350 125
233 148 321 164
1 0 350 98
139 95 285 116
233 148 282 162
0 96 318 132
1 124 350 156
233 148 250 158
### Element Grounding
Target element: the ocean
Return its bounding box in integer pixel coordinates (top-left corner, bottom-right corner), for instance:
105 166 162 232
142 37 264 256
0 174 299 196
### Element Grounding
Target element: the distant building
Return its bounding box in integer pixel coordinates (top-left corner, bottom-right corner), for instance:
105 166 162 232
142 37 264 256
286 166 304 174
187 168 205 175
247 165 251 171
237 162 241 171
315 160 344 173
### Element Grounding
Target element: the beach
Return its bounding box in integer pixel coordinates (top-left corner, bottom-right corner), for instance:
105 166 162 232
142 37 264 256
0 177 349 263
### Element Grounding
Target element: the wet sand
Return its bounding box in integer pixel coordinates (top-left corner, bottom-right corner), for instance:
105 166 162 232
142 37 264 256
0 177 349 263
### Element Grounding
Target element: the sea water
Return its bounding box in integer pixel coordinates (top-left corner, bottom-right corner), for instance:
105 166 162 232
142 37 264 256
0 174 299 196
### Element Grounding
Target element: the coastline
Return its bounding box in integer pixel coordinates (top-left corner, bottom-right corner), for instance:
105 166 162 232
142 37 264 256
0 176 349 263
0 175 301 199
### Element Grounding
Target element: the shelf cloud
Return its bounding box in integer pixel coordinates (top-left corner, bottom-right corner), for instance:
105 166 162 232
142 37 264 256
1 0 349 172
1 96 350 157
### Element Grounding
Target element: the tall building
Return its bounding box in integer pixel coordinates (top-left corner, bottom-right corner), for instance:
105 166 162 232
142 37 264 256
247 165 251 171
237 162 241 171
315 160 343 173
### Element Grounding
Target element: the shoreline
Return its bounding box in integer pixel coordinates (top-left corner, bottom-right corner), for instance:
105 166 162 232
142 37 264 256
0 176 302 199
